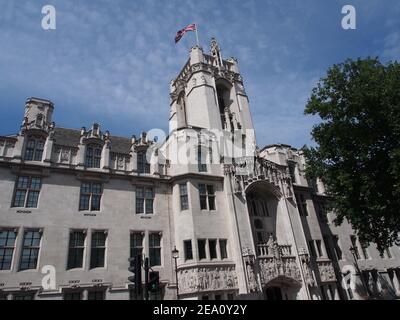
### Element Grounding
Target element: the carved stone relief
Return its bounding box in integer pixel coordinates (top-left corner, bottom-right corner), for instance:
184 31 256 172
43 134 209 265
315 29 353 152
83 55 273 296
318 261 336 283
178 266 238 295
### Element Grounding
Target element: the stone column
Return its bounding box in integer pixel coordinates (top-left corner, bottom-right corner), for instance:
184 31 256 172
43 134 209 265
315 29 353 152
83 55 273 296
43 135 54 164
12 135 24 160
151 149 160 176
130 149 137 173
76 144 86 168
102 144 110 170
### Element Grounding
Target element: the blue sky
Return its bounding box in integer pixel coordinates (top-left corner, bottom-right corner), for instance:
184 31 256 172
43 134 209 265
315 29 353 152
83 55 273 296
0 0 399 148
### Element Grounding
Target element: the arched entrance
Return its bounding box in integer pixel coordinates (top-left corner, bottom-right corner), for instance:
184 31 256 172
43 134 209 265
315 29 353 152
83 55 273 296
245 181 280 245
264 276 302 300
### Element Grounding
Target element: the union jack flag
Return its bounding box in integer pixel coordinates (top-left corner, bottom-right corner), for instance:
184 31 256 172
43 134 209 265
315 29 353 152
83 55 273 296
175 24 197 43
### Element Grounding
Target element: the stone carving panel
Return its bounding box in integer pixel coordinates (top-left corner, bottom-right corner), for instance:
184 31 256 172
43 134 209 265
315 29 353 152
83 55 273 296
178 266 238 295
110 153 130 171
53 146 77 165
259 257 302 285
317 261 336 283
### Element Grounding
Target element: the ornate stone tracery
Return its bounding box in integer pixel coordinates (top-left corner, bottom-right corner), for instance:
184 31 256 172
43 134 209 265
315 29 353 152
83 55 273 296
224 156 294 199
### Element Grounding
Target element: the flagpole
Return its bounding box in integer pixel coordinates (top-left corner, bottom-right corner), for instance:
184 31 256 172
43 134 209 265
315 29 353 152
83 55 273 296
195 24 200 47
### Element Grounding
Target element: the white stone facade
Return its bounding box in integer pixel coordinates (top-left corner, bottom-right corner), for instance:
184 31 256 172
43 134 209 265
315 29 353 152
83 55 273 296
0 39 399 300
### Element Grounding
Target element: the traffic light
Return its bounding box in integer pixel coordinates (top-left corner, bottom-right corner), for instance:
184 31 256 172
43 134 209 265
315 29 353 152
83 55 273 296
128 255 142 298
128 257 136 283
148 271 160 293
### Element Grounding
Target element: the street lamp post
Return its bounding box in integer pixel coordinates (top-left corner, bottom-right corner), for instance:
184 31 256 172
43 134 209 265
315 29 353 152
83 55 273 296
349 245 371 299
172 246 180 300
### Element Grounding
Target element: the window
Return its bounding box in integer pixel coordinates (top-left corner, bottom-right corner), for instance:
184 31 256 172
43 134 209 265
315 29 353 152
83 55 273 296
0 229 17 270
67 231 86 269
79 182 102 211
295 194 308 216
350 236 360 259
199 184 216 211
85 145 102 168
317 202 328 222
136 187 154 214
254 219 263 230
320 286 327 300
323 236 334 260
202 295 209 300
198 240 206 260
208 143 213 165
248 196 269 217
332 236 342 260
90 231 107 269
209 240 217 260
24 138 45 161
137 151 150 174
384 248 392 259
179 184 189 211
215 294 222 300
219 240 228 260
360 242 370 260
20 230 42 271
149 233 162 267
308 240 317 258
288 162 296 183
64 292 82 300
12 176 41 208
130 233 143 266
327 285 335 300
88 290 105 300
13 293 35 300
184 240 193 260
227 293 234 300
316 240 323 257
198 146 207 172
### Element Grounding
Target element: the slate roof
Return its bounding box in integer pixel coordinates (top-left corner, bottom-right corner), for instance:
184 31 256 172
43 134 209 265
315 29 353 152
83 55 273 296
53 127 132 155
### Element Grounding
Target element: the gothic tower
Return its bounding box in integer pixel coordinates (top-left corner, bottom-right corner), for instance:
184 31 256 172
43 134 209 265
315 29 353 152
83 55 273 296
169 38 254 134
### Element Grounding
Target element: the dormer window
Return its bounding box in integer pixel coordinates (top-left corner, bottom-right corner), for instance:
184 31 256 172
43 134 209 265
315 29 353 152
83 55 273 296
24 138 45 161
85 145 102 168
137 151 150 174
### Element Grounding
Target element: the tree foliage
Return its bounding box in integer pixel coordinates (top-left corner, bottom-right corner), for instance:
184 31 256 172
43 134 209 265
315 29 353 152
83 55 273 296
303 58 400 252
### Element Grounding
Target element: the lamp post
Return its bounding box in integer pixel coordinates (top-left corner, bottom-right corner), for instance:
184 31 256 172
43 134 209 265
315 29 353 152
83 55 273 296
172 246 180 300
349 245 371 299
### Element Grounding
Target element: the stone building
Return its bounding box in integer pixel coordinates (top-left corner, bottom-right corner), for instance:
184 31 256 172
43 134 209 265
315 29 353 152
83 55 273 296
0 39 399 300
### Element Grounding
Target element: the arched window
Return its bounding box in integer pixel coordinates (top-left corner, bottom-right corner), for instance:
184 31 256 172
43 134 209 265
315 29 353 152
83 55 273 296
85 145 102 168
177 94 187 128
24 138 45 161
216 83 233 130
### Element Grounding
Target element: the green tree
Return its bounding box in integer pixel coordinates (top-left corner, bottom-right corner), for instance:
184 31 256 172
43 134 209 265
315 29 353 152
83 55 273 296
303 58 400 252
